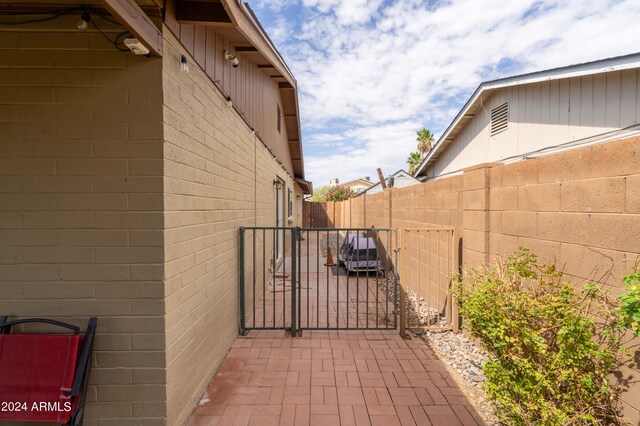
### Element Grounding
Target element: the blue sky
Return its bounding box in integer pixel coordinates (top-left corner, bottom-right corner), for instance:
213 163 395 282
248 0 640 187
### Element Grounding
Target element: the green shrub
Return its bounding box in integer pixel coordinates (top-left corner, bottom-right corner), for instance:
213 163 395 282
618 268 640 337
453 248 638 425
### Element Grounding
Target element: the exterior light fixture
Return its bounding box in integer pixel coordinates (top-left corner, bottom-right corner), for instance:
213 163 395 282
251 128 255 135
273 179 282 189
124 38 149 55
226 96 232 107
224 50 240 68
77 11 90 31
180 55 189 73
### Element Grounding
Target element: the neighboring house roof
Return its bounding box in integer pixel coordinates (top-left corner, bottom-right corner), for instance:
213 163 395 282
341 178 375 190
357 170 420 196
415 52 640 177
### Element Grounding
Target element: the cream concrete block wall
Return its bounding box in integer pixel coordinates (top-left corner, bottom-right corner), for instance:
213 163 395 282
333 137 640 422
0 19 166 426
161 31 298 426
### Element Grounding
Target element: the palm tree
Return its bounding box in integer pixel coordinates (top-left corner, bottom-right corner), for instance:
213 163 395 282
417 128 435 158
407 152 422 175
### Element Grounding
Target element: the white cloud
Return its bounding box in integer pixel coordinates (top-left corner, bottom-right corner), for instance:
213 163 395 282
253 0 640 187
253 0 299 11
303 120 422 185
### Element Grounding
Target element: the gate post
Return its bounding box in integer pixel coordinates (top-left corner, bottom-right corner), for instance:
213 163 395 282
239 227 246 336
452 228 460 333
290 227 298 337
399 228 407 338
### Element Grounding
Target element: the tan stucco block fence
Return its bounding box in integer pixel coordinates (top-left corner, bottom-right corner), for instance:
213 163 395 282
306 136 640 421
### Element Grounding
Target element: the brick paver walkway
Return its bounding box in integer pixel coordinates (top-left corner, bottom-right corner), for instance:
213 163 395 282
187 329 484 425
188 232 483 425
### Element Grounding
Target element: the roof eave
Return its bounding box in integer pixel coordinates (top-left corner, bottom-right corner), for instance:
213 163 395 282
219 0 305 179
415 52 640 177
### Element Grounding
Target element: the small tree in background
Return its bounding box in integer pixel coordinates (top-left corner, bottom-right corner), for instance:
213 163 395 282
407 151 422 175
417 128 435 158
309 185 330 201
325 185 355 202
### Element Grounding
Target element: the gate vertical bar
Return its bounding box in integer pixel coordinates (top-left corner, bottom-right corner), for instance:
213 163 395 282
326 229 329 328
273 230 276 327
394 230 398 329
446 230 451 326
252 230 256 329
346 229 350 329
291 227 297 337
427 231 431 324
399 228 406 338
316 230 320 328
283 228 287 327
298 228 302 330
375 230 378 328
306 229 310 328
436 230 440 327
263 229 266 328
417 231 421 327
366 231 369 329
356 232 360 328
452 228 460 333
336 229 339 328
385 230 389 329
239 227 246 335
375 230 379 328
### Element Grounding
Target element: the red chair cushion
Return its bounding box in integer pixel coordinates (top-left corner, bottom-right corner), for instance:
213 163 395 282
0 334 81 423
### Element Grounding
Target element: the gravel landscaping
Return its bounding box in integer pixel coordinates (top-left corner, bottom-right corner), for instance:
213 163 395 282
411 328 498 424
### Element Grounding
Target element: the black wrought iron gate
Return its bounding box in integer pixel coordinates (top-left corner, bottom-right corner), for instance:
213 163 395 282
239 227 397 336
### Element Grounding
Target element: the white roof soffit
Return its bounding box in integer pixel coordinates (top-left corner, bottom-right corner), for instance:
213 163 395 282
415 52 640 177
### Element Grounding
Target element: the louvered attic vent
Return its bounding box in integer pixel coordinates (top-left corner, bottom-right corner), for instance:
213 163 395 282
490 102 509 136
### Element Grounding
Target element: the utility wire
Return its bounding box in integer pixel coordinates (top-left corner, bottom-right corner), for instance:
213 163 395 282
0 9 76 25
0 7 123 26
89 15 129 51
0 8 130 52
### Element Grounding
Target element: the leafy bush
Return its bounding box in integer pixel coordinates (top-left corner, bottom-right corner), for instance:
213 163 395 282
325 185 355 201
453 248 638 425
618 268 640 337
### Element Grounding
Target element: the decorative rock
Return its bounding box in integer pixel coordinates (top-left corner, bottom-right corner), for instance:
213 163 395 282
396 283 499 424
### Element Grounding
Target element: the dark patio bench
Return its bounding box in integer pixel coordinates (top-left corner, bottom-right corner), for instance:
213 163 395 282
0 316 97 425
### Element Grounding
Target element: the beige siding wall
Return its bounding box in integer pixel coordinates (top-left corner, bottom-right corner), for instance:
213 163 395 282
161 30 299 425
430 69 640 178
0 19 166 425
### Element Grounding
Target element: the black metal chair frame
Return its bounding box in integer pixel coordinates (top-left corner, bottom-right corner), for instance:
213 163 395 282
0 315 97 426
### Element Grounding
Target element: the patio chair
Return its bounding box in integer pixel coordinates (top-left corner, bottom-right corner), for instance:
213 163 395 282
0 316 97 425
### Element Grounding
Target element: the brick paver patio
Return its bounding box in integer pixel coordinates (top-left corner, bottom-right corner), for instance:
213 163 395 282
187 330 484 425
188 232 483 425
